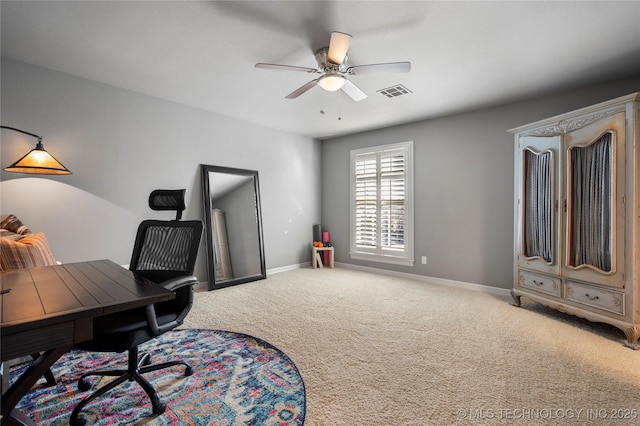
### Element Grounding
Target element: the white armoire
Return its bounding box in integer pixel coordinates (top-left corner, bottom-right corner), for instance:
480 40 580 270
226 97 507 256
511 93 640 347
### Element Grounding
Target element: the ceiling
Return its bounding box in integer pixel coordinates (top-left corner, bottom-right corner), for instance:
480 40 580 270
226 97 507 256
2 1 640 139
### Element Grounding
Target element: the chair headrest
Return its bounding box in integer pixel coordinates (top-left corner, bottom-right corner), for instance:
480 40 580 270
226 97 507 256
149 189 186 220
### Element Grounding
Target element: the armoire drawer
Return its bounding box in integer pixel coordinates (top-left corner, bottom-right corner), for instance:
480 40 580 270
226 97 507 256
565 281 625 316
518 270 561 297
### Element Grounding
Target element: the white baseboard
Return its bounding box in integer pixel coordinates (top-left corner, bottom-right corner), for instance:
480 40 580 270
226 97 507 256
194 281 208 291
194 263 309 291
267 262 310 275
206 260 511 298
335 262 512 298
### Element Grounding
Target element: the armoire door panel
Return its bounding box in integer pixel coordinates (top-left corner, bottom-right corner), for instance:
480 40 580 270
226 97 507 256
563 112 626 288
517 136 561 276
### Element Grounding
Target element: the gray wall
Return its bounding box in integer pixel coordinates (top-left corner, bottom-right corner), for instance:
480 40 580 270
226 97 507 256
2 57 638 290
0 58 321 283
321 76 640 289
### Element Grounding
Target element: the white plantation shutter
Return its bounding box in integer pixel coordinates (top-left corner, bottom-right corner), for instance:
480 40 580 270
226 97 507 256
355 153 377 249
350 141 413 265
380 150 406 252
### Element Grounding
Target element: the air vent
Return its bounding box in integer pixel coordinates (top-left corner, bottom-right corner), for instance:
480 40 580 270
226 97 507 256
377 84 412 98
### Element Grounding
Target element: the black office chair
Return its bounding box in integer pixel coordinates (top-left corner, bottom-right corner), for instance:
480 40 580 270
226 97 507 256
70 189 203 426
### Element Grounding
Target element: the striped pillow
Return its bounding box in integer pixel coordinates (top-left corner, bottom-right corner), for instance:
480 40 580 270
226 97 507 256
0 229 25 241
0 214 31 235
0 232 57 271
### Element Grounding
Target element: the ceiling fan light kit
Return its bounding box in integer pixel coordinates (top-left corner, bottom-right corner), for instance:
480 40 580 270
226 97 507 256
255 31 411 101
317 73 345 92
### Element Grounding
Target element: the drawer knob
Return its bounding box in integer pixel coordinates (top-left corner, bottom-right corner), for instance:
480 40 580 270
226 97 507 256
585 293 599 301
533 280 544 286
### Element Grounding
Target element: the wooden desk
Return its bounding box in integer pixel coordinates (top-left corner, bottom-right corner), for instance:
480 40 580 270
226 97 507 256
1 259 174 425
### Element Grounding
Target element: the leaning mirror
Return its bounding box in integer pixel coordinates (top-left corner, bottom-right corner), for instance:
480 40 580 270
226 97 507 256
201 164 266 290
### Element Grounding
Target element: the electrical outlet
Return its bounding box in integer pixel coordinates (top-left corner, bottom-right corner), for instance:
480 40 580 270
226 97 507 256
421 256 427 265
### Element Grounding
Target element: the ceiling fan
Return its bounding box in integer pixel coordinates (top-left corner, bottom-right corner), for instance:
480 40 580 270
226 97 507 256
255 31 411 102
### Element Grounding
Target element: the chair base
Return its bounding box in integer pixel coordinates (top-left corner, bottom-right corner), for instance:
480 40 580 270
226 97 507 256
70 346 193 426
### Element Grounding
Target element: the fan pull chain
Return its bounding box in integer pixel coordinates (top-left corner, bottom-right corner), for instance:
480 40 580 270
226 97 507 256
338 90 342 121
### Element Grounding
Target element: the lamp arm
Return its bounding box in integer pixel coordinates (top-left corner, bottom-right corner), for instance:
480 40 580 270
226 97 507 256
0 125 43 144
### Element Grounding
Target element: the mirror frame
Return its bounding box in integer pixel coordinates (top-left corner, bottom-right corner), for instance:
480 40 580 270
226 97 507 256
201 164 266 290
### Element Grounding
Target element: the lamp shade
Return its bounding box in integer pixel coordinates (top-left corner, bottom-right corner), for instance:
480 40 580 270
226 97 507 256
4 142 71 175
1 126 71 175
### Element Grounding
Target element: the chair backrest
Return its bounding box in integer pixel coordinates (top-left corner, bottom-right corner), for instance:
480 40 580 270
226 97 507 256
130 220 202 282
129 189 203 283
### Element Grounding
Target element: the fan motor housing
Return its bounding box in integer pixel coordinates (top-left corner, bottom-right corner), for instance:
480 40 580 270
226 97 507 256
315 47 347 72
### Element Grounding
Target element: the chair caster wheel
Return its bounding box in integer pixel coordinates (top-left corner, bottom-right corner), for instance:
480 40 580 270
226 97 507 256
70 415 87 426
153 402 166 415
184 365 193 376
78 377 92 392
140 352 152 366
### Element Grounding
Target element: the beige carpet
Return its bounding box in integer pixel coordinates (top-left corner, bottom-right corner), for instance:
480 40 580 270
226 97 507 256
182 267 640 425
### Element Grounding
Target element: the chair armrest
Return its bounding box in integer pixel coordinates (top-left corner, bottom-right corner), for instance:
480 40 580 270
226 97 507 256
144 275 197 335
159 275 198 292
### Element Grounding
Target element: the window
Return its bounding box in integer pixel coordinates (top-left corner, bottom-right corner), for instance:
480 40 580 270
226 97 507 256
350 141 414 266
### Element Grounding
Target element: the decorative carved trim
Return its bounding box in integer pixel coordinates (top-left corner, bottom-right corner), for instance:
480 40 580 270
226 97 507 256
526 110 617 136
566 286 574 298
612 294 623 308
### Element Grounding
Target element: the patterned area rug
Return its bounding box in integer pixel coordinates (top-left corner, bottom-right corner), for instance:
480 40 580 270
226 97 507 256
13 329 306 425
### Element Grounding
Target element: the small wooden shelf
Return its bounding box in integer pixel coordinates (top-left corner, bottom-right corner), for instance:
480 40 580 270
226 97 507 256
312 246 334 269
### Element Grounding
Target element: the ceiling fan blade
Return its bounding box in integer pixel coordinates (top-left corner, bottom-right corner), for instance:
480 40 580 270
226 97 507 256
285 79 319 99
328 31 352 65
347 61 411 75
341 79 367 102
255 63 319 73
